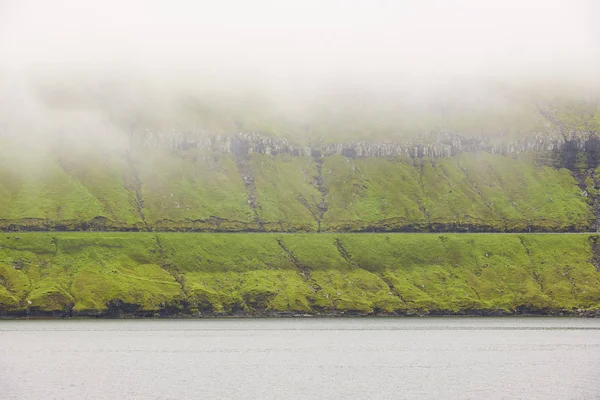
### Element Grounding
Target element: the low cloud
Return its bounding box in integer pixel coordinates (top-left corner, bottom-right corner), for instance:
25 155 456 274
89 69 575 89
1 0 598 146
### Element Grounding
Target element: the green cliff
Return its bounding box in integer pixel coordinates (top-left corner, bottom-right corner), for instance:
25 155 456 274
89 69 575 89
0 140 596 233
2 83 599 233
1 233 599 317
1 88 599 317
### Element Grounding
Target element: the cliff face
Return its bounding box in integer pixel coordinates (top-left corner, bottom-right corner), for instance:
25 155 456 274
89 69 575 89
1 129 598 233
132 128 600 160
2 128 600 318
1 233 599 317
2 80 599 318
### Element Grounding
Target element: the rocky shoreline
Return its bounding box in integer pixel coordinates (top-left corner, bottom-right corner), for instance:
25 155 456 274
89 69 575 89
3 308 599 319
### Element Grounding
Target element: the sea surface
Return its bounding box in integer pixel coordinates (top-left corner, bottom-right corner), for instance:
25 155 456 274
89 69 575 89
1 318 599 399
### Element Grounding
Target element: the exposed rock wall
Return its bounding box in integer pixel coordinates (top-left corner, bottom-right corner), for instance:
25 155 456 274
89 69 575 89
129 128 600 162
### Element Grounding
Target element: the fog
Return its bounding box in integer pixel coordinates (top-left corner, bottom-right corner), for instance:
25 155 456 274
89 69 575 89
1 0 599 146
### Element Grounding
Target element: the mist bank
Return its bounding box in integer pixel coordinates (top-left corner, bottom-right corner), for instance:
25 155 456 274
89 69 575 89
1 66 599 151
2 0 599 147
1 233 599 318
2 1 599 86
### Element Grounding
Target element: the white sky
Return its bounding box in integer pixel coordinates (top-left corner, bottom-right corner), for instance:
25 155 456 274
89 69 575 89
1 0 598 86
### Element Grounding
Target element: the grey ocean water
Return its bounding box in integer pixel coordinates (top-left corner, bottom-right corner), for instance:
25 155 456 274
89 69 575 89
1 318 599 400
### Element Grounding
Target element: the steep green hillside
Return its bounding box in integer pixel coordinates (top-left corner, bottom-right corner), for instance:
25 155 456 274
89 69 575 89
3 79 600 233
0 137 593 232
1 233 599 317
320 153 590 231
1 80 597 318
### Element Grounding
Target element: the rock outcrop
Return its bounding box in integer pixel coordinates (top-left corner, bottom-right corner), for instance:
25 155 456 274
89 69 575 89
129 128 600 163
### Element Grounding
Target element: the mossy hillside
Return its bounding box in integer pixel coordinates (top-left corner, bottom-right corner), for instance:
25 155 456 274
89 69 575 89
320 155 428 230
132 148 256 229
274 235 402 313
0 233 599 316
0 142 143 230
0 234 183 314
249 154 321 231
321 153 592 231
457 153 590 226
154 233 314 313
128 151 592 232
48 146 145 227
0 136 593 232
339 234 600 312
0 143 111 223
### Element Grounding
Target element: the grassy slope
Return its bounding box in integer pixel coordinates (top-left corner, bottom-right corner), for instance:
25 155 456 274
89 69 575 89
0 139 592 232
321 153 591 231
249 154 321 231
131 148 256 230
1 233 599 316
0 140 143 229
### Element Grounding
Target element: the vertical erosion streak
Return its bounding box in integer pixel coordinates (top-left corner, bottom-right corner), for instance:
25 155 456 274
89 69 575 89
588 235 600 272
518 236 546 296
570 168 600 232
416 161 431 229
153 235 188 304
276 237 322 302
233 149 264 231
456 158 498 229
333 237 418 315
333 238 357 267
296 194 319 229
588 170 600 232
124 154 151 232
313 155 329 232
